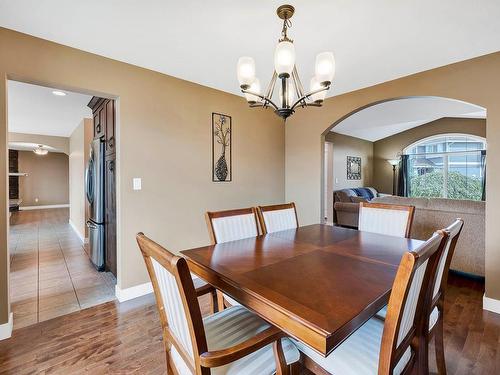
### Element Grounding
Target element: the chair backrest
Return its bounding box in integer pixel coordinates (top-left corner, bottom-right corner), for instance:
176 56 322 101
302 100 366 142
358 202 415 238
137 233 207 375
205 207 259 244
257 202 299 234
431 219 464 305
379 229 448 374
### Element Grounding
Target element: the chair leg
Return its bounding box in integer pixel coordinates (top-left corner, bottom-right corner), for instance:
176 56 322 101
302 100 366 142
216 290 225 311
209 289 218 314
289 362 300 375
434 316 447 375
273 339 289 375
418 334 430 375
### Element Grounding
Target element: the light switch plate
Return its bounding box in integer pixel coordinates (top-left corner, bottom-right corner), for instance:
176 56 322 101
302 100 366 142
133 178 142 190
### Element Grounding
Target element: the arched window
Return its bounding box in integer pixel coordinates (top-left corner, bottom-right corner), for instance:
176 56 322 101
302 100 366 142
403 134 486 200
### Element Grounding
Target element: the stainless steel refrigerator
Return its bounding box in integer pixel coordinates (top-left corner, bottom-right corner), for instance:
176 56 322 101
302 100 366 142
85 139 105 270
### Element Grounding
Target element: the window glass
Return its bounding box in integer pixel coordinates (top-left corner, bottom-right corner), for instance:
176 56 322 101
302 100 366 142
405 134 485 201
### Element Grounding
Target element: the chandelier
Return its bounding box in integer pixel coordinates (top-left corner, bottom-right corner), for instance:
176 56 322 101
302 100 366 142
236 4 335 120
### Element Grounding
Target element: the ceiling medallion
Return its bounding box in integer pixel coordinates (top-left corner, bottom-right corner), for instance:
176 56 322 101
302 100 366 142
237 4 335 120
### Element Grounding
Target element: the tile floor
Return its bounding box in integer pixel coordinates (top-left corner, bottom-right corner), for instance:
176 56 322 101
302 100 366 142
9 208 116 330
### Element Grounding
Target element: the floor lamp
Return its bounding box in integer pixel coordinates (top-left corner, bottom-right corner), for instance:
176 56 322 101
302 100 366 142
387 159 400 196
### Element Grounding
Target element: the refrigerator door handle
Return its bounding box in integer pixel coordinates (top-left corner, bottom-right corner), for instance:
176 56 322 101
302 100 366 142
85 157 94 204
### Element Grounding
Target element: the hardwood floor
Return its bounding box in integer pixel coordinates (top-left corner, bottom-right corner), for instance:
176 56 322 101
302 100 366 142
9 208 116 330
0 273 498 374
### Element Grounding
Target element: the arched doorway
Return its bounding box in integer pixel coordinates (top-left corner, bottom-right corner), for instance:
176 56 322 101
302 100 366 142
321 96 486 225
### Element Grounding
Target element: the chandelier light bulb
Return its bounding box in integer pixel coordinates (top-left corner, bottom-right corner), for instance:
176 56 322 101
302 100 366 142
279 80 295 107
244 79 261 104
237 57 256 88
315 52 336 85
274 41 296 77
310 77 327 103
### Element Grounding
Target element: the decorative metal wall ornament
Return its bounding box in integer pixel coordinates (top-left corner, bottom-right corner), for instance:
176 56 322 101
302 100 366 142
236 4 336 120
212 113 232 182
347 156 362 180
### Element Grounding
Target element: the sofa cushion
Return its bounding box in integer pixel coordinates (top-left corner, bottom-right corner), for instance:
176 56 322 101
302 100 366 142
352 187 375 201
351 196 368 203
428 198 484 215
372 195 430 209
335 189 358 202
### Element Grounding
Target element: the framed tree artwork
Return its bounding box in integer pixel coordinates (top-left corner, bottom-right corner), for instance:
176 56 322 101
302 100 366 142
212 113 232 182
347 156 361 180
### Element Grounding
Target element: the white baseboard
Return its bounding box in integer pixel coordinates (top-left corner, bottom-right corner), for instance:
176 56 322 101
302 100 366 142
114 275 200 303
483 294 500 314
20 204 69 211
68 219 85 243
0 313 13 340
115 282 153 303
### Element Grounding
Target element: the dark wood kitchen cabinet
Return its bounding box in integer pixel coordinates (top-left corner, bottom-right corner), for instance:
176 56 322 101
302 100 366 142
104 158 117 276
88 96 117 277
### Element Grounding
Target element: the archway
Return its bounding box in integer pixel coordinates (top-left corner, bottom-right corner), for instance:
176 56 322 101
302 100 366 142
320 96 486 224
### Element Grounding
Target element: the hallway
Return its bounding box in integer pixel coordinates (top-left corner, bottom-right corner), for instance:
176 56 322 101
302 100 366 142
9 208 115 330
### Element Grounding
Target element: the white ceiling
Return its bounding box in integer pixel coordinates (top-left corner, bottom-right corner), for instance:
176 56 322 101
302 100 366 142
8 80 92 137
332 97 486 142
1 1 499 98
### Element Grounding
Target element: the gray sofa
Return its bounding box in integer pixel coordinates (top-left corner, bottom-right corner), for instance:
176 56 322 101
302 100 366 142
335 194 485 277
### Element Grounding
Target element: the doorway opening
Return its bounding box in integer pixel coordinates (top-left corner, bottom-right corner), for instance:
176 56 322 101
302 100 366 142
7 80 117 330
321 96 487 278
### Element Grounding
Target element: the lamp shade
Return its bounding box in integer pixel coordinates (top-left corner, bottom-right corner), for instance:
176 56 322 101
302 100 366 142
315 52 335 84
244 79 261 103
237 57 256 87
387 159 400 166
274 41 296 77
310 77 327 103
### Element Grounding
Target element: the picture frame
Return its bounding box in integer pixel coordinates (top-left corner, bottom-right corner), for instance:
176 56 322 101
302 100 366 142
347 156 361 180
212 113 232 182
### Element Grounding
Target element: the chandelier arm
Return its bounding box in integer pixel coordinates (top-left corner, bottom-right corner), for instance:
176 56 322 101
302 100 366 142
290 85 330 111
264 71 278 99
290 71 302 102
266 70 278 99
241 89 280 111
292 66 305 98
249 103 265 108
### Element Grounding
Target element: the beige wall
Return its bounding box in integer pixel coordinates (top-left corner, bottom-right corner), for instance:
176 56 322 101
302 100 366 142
69 118 92 240
285 52 500 303
9 132 69 154
0 28 285 324
18 150 69 206
324 132 373 222
373 117 486 193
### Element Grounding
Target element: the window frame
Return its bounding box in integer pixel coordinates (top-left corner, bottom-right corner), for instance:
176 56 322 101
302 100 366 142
403 133 486 200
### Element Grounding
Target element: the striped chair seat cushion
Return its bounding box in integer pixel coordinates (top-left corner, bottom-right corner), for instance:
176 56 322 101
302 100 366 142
172 305 299 375
375 305 439 331
292 318 411 375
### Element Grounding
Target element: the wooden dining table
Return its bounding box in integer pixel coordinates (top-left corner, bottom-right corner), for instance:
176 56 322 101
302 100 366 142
181 224 424 357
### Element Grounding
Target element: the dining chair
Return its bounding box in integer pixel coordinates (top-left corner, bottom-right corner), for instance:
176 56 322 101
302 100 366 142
293 229 448 375
137 233 300 375
375 218 464 374
205 207 260 309
358 202 415 238
256 203 299 234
